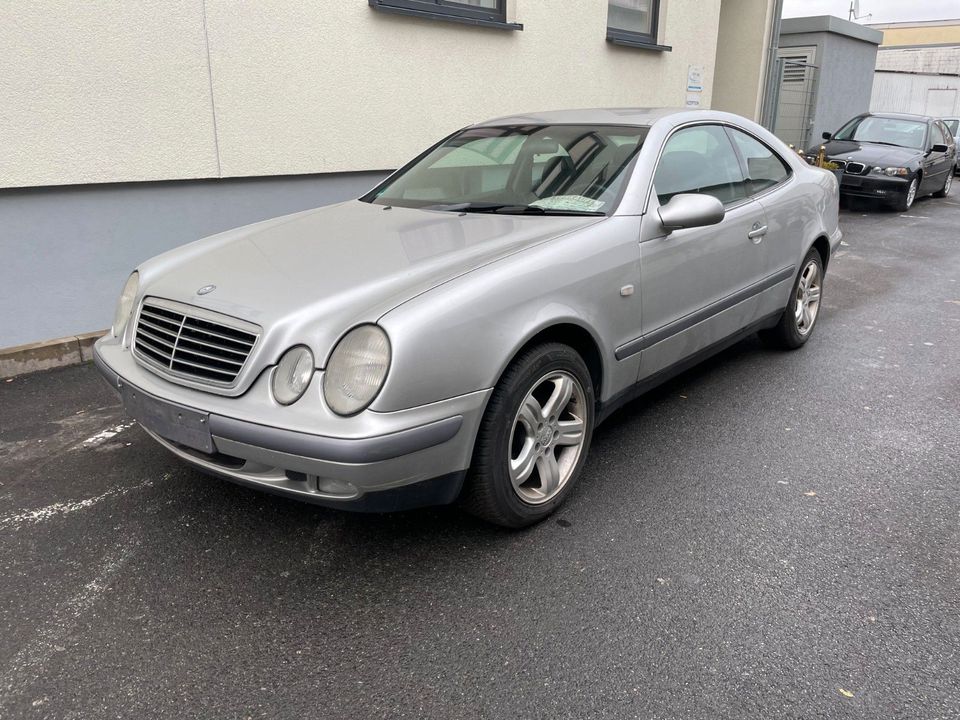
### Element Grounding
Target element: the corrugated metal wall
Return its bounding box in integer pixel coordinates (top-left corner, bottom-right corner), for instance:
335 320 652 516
871 71 960 116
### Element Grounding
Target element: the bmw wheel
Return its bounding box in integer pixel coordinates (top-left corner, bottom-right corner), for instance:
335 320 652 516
893 176 919 212
463 343 595 528
934 171 953 198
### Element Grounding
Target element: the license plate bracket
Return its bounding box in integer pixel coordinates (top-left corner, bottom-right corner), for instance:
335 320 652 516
841 175 863 188
121 382 213 454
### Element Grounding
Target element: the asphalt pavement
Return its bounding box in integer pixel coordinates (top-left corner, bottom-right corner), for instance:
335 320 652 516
1 194 959 719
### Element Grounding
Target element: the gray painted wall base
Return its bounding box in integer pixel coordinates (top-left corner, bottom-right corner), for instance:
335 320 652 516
0 171 389 348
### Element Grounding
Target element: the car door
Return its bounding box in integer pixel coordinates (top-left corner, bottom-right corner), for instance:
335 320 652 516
921 121 950 193
725 126 801 321
637 124 770 380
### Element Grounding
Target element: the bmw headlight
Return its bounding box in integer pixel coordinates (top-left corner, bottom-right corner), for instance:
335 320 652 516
871 166 910 177
323 325 391 416
112 271 139 338
272 346 315 406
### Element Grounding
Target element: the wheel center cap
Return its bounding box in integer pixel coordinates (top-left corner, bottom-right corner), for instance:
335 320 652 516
538 426 554 447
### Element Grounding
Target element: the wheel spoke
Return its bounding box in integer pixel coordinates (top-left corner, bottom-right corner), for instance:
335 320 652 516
518 394 543 431
536 452 561 496
556 416 585 446
802 304 813 329
510 440 538 487
541 375 574 420
807 286 821 304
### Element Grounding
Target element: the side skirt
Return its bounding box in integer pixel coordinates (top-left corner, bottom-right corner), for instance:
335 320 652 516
596 310 783 425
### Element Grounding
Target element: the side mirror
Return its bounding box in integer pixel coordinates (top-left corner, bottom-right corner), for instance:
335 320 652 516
931 143 949 153
657 194 725 232
822 131 832 141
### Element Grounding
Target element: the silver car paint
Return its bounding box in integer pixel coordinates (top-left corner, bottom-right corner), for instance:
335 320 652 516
95 108 841 505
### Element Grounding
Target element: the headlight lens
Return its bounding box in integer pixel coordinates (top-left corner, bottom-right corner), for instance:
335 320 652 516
871 166 910 177
272 346 315 406
112 271 139 338
323 325 391 416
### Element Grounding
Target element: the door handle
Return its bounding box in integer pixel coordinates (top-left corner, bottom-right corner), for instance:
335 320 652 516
747 224 768 242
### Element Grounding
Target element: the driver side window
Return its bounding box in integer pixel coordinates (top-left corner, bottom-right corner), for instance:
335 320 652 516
654 125 748 206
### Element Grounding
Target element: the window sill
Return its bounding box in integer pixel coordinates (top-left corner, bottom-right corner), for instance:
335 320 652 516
369 2 523 31
606 32 672 52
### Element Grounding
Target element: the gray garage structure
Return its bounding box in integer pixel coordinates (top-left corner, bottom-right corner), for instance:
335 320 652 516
774 16 883 150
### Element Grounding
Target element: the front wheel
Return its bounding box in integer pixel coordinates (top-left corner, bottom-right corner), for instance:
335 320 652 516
892 176 919 211
462 343 595 528
759 249 824 350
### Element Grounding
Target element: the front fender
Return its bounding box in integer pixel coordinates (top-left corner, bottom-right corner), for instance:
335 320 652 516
371 218 646 412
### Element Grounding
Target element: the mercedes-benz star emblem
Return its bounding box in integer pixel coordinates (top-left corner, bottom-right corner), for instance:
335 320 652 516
197 284 216 296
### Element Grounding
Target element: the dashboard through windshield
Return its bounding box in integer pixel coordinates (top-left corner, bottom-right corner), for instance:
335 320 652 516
363 124 649 216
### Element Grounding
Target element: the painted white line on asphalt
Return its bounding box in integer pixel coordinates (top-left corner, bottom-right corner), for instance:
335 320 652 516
899 215 930 219
0 478 155 532
0 541 137 709
79 421 136 449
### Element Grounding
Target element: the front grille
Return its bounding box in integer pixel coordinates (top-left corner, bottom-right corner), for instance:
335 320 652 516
832 160 847 172
133 298 259 387
845 162 867 175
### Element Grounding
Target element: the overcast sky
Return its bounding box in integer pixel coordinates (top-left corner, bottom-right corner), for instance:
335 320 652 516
782 0 960 24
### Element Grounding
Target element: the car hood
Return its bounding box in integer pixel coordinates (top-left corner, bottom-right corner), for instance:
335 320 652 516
813 140 923 168
137 200 600 370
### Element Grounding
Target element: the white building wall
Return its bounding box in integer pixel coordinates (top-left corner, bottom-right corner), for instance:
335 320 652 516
1 0 731 189
871 71 960 117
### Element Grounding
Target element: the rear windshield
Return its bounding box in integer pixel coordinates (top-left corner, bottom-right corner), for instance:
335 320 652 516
363 124 649 216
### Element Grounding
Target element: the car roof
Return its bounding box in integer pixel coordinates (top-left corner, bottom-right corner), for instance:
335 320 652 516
865 111 935 122
471 107 696 128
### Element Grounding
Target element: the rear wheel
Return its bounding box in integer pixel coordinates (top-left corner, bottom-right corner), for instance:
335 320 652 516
934 171 953 198
462 343 595 528
759 249 823 350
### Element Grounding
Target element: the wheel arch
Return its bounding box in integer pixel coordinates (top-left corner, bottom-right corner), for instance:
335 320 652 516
495 321 605 405
809 235 831 271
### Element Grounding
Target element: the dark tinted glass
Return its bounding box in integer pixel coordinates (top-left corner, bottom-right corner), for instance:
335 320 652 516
728 128 790 195
654 125 747 205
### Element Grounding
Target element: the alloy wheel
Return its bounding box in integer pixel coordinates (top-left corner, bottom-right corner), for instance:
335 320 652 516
794 260 822 336
905 178 918 208
508 371 587 505
945 173 953 195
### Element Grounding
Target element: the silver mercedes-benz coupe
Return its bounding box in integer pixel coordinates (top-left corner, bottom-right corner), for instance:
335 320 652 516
95 108 841 527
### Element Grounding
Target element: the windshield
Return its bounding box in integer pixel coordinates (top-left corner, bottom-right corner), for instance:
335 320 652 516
363 124 649 215
834 116 927 150
944 119 959 136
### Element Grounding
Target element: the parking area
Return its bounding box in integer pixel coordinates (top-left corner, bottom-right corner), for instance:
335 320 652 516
2 195 959 719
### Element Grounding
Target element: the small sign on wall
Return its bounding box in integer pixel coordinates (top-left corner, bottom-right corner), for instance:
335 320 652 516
686 64 704 107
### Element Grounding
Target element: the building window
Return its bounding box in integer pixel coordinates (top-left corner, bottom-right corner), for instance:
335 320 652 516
606 0 670 51
369 0 522 30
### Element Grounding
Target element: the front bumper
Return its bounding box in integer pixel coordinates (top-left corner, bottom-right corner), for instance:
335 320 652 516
838 173 910 201
94 338 490 511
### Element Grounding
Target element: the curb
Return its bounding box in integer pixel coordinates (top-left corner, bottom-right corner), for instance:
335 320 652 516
0 331 107 379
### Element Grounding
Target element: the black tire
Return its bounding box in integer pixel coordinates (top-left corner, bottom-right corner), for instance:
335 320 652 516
933 170 953 198
759 249 824 350
891 175 919 212
461 343 595 528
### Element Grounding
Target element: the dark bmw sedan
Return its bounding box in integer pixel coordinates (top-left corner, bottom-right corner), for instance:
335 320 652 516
809 112 955 211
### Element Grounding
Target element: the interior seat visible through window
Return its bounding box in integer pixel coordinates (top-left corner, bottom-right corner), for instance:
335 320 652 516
654 125 748 206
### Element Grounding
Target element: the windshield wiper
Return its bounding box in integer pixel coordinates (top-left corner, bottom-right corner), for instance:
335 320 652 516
424 202 604 217
860 140 904 147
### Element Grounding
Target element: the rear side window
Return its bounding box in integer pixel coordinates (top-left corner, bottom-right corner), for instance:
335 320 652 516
944 119 959 136
728 128 791 195
653 125 747 206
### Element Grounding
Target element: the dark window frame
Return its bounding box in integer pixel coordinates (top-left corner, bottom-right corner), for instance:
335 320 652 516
368 0 522 30
606 0 671 52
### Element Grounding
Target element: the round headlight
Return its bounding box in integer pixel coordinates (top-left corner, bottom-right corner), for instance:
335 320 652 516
112 271 140 338
323 325 391 416
272 346 315 406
